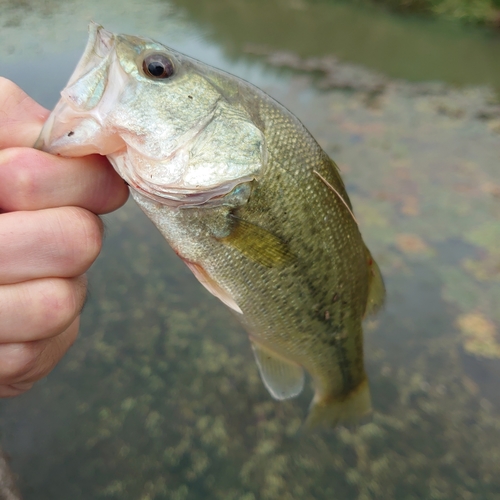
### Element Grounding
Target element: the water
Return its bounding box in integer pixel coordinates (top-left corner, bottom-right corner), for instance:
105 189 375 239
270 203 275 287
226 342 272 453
1 1 500 498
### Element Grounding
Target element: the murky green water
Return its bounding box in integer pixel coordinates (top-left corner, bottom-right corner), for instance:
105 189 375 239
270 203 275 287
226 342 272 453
1 1 500 499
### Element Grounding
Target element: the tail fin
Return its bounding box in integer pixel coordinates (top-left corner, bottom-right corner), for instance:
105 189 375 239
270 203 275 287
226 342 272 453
305 378 372 429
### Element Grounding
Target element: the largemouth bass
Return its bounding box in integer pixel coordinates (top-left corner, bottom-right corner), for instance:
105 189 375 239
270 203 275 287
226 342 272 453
36 23 385 427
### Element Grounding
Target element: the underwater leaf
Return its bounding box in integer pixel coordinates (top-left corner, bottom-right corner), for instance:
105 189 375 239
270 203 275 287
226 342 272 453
440 266 482 311
456 313 500 359
395 234 432 255
462 256 500 282
464 221 500 253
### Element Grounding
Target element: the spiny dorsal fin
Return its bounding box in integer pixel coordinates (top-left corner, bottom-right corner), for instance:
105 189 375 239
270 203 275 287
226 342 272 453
250 338 304 400
219 215 295 268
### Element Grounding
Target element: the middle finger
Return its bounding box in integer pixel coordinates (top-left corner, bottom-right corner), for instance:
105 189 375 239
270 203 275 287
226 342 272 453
0 207 102 284
0 276 87 343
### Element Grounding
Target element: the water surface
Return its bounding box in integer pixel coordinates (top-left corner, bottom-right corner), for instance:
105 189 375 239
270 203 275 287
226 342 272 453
1 1 500 499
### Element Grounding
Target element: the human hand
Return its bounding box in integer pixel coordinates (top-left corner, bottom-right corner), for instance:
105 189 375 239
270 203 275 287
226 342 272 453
0 77 129 397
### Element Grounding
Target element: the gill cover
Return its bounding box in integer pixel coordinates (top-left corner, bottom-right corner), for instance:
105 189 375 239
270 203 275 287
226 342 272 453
36 23 267 205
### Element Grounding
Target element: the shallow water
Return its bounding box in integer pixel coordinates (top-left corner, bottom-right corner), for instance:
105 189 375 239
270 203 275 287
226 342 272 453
1 1 500 499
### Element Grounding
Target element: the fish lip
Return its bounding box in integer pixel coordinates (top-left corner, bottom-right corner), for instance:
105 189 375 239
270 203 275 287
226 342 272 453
61 23 115 113
90 22 114 52
71 22 114 84
35 23 119 155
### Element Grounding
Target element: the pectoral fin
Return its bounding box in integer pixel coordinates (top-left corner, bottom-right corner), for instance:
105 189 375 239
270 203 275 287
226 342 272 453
250 338 304 400
219 216 295 268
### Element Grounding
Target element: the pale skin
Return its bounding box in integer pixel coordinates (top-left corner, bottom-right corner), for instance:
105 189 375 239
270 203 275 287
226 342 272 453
0 77 129 397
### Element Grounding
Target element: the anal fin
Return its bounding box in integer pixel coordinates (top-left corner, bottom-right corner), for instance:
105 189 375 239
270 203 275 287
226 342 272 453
250 338 304 400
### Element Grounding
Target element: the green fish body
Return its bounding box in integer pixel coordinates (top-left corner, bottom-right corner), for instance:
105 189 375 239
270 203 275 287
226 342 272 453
36 23 385 427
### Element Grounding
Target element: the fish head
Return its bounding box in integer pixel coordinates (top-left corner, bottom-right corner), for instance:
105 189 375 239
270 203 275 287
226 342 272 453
37 23 266 205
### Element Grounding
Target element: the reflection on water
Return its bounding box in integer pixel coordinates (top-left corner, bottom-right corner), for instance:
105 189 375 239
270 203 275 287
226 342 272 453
1 1 500 499
171 0 500 92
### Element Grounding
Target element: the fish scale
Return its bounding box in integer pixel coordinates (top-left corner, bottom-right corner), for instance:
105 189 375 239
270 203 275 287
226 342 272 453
36 23 385 427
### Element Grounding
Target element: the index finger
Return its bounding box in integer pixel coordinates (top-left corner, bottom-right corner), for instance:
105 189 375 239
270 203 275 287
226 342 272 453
0 147 128 214
0 77 49 149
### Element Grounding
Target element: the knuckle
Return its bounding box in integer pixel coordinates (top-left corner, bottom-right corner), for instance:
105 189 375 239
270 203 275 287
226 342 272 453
57 207 102 276
0 77 17 94
0 382 34 398
0 386 25 398
63 208 103 270
0 78 19 105
0 343 41 383
37 278 85 333
0 76 13 90
0 148 41 203
11 151 39 199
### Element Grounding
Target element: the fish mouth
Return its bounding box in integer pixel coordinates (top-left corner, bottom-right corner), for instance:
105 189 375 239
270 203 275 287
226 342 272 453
35 23 124 156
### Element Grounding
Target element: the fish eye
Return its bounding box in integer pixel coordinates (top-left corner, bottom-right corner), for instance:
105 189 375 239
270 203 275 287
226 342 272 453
142 53 174 79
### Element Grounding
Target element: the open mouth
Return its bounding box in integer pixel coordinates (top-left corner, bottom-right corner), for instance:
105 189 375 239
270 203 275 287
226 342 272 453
35 23 117 156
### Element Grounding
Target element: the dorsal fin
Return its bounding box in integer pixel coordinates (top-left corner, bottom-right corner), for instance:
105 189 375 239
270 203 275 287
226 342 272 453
249 338 304 400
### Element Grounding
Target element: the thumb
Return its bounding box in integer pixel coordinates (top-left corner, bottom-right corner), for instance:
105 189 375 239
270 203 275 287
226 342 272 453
0 78 49 149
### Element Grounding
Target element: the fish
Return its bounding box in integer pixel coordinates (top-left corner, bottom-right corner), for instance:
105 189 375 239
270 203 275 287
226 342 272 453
36 23 385 428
